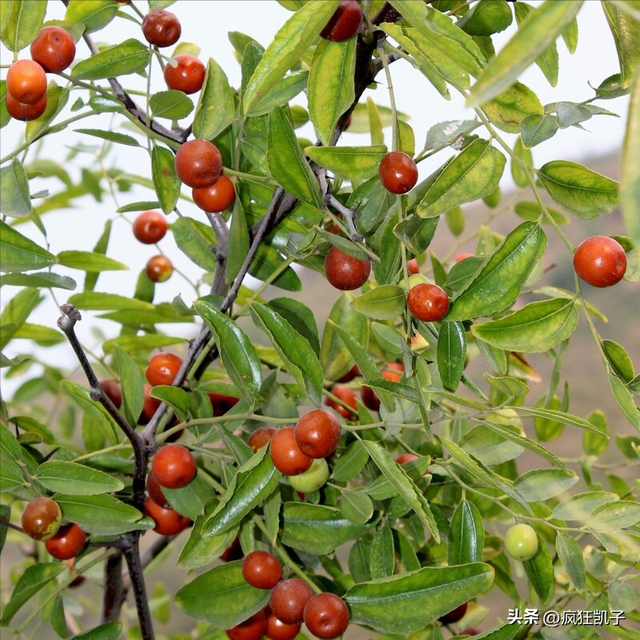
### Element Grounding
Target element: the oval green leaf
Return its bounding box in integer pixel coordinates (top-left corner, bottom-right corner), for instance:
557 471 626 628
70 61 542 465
552 491 619 522
513 468 579 502
150 90 194 121
72 39 150 80
0 220 56 272
193 57 235 140
34 461 124 495
1 0 46 52
173 216 218 272
67 292 154 311
152 145 180 215
65 0 118 34
437 321 466 392
57 251 128 272
0 159 33 218
448 499 485 565
556 533 586 591
482 82 543 133
350 285 405 321
522 540 553 601
305 145 388 181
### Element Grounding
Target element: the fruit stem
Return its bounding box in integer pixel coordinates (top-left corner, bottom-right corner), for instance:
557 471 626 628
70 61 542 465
377 42 399 152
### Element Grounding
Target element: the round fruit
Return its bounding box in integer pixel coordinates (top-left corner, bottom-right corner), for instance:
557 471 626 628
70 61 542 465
7 60 47 105
100 379 122 408
269 578 315 625
321 0 363 41
175 139 222 188
132 210 167 244
164 54 205 94
45 523 86 560
573 235 627 288
220 536 243 562
324 386 357 419
294 409 341 459
208 392 240 417
144 497 191 536
288 458 329 493
395 453 418 465
361 362 404 411
151 444 197 489
439 602 468 624
266 609 301 640
407 258 419 274
270 427 313 476
5 91 47 121
248 426 278 452
379 151 419 194
146 352 183 387
146 255 173 282
21 497 62 541
226 610 268 640
30 26 76 73
303 593 350 639
139 384 161 424
337 364 359 383
146 470 170 508
142 9 181 47
242 550 283 589
192 174 236 212
324 246 370 290
505 523 538 561
407 283 449 322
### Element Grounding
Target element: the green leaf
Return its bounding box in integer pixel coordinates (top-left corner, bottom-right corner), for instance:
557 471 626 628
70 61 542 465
521 114 558 148
370 526 395 579
152 145 180 215
226 200 250 284
0 220 56 272
163 473 216 521
176 560 270 626
0 287 42 350
34 461 124 495
267 297 319 356
0 458 24 491
281 502 374 555
602 1 640 89
330 440 368 482
308 38 356 145
556 533 586 591
67 292 154 311
243 0 340 113
603 339 635 383
172 217 217 272
305 145 388 181
366 457 430 500
178 518 236 569
71 622 122 640
25 85 70 144
114 344 144 428
249 301 324 406
361 440 439 543
75 128 140 147
424 119 479 150
0 1 15 37
321 293 368 381
459 0 513 36
0 159 33 218
0 421 22 462
481 82 543 134
608 373 640 430
247 71 308 118
514 201 569 225
250 244 301 291
53 494 147 535
340 491 374 525
522 540 553 601
538 161 619 219
0 505 10 554
447 222 546 321
194 300 261 404
57 251 128 272
103 335 186 356
84 218 112 293
72 39 150 80
448 499 485 565
467 0 583 106
344 563 494 634
268 107 322 207
621 69 640 247
583 410 609 456
350 285 405 321
65 0 118 34
150 90 194 121
1 0 46 52
416 139 506 218
471 298 578 353
552 491 619 521
0 563 65 625
513 468 578 502
437 321 466 392
193 57 235 140
515 406 609 437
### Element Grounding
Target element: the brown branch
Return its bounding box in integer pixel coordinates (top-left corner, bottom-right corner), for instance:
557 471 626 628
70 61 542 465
122 534 155 640
101 552 125 623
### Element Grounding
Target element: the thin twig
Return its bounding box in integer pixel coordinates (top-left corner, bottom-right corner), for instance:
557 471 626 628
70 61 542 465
327 195 364 242
122 535 155 640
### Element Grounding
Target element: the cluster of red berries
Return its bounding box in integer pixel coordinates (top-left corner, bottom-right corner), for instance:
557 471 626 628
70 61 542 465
131 210 174 283
229 550 350 640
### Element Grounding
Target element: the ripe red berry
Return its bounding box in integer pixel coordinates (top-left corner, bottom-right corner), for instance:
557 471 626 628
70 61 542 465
324 246 371 291
5 91 47 121
30 26 76 73
132 210 167 244
269 578 315 625
248 426 278 452
226 609 268 640
152 444 197 489
242 550 283 589
220 536 243 562
407 283 449 322
146 255 173 282
45 523 86 560
175 139 223 188
337 364 359 383
361 362 404 411
324 386 357 419
573 235 627 288
379 151 419 194
439 602 468 624
208 392 240 417
266 609 301 640
21 497 62 541
139 384 161 424
407 258 419 274
100 379 122 408
164 54 205 94
7 60 47 105
294 409 341 459
303 593 350 639
321 0 363 41
144 497 191 536
192 174 236 212
270 427 313 476
146 470 170 508
146 352 183 387
142 9 181 48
